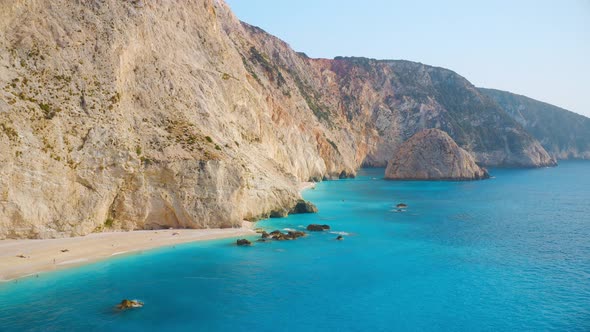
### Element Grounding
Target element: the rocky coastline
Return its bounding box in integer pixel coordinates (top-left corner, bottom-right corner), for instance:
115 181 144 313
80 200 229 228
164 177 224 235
0 0 578 239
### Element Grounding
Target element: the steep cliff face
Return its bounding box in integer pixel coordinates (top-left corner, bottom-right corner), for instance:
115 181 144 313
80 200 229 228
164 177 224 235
480 88 590 160
0 0 359 239
0 0 554 239
385 129 489 180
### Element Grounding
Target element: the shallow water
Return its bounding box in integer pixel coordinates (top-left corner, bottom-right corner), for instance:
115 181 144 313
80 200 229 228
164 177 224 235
1 161 589 331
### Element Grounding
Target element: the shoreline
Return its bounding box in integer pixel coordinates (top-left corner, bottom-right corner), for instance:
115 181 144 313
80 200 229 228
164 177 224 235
298 181 317 192
0 224 255 282
0 181 316 282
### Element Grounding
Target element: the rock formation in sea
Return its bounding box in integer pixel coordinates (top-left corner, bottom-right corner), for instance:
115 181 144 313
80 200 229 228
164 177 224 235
307 224 331 232
479 88 590 160
385 129 490 180
265 229 306 241
0 0 566 239
117 299 143 310
236 239 252 246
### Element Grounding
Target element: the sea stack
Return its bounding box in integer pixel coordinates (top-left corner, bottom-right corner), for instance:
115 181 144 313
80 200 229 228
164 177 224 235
385 129 490 181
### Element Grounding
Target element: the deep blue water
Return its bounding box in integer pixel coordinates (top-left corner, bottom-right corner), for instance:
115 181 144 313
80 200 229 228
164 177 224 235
1 161 589 331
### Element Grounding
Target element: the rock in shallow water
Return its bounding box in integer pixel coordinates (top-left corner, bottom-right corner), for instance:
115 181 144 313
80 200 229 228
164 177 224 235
307 224 331 231
266 230 307 241
236 239 252 246
385 129 490 181
117 299 143 310
287 230 307 239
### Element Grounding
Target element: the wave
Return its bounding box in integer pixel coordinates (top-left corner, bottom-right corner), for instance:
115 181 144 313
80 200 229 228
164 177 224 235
329 231 350 236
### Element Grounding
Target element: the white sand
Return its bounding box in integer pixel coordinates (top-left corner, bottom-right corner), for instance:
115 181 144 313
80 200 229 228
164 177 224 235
298 181 317 192
0 181 317 282
0 224 255 281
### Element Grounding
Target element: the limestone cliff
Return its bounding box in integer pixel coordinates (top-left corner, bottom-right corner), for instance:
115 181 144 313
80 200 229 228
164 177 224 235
0 0 555 239
0 0 351 239
385 129 489 180
480 88 590 160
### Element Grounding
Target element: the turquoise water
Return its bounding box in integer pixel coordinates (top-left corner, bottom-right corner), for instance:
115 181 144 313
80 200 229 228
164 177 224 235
1 161 589 331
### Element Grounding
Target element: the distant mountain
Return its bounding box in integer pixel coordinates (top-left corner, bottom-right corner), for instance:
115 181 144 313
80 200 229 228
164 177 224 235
480 88 590 160
312 57 554 168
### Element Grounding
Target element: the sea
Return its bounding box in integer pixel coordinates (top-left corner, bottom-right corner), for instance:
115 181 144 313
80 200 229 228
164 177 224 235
1 161 589 331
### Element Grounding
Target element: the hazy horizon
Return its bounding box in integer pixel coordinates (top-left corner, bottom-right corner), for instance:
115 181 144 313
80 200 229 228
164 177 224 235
226 0 590 118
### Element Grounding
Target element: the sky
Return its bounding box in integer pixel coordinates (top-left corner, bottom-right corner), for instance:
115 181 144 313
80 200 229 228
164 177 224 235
225 0 590 118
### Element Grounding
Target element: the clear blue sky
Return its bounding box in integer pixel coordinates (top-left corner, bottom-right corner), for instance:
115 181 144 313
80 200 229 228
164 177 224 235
225 0 590 117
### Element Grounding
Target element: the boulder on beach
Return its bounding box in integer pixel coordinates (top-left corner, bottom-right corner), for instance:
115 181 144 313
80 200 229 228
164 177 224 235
306 224 330 232
385 129 490 180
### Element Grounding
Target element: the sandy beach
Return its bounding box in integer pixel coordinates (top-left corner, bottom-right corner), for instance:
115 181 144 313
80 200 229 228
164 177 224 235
0 225 255 282
298 181 317 192
0 182 317 282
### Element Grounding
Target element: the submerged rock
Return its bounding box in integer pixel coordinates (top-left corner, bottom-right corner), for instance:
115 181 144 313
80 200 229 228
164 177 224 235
286 230 306 239
236 239 252 246
307 224 331 232
117 299 143 310
265 229 307 241
290 200 319 214
385 129 490 181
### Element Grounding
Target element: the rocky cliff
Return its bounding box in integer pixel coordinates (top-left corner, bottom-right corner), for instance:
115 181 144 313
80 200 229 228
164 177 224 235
234 29 555 169
0 0 555 239
385 129 489 180
480 88 590 160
